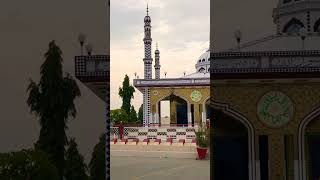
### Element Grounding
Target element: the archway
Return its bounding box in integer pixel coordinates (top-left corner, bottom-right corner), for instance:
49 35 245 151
212 101 255 180
314 18 320 32
202 97 213 123
283 18 305 33
155 93 190 126
298 108 320 180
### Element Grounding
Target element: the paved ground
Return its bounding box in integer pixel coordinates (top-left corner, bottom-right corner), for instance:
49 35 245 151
111 155 210 180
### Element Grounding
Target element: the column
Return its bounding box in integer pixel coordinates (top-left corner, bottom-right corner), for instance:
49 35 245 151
194 104 201 125
293 134 299 180
202 102 207 123
170 100 177 124
202 112 206 123
255 135 261 180
269 134 285 180
154 113 159 126
188 103 192 127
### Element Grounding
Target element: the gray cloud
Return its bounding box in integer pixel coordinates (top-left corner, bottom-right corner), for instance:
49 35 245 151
0 0 108 162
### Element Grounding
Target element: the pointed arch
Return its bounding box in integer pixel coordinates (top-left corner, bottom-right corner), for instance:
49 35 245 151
198 67 205 73
314 18 320 32
212 100 256 180
155 91 191 125
283 18 305 33
298 107 320 180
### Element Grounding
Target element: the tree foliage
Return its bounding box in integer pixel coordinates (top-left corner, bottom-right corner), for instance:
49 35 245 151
26 41 81 179
110 109 129 124
118 75 135 115
138 104 143 124
64 138 88 180
89 133 105 180
0 149 59 180
129 105 138 123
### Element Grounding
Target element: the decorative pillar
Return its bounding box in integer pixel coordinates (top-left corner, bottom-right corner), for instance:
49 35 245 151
202 112 206 123
293 134 299 180
269 134 286 180
255 135 261 180
188 103 192 126
170 100 177 124
194 104 201 125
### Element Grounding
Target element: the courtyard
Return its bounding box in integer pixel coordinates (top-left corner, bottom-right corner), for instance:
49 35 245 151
110 151 210 180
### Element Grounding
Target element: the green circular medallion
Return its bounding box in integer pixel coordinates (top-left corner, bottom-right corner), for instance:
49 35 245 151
191 90 202 102
257 91 294 127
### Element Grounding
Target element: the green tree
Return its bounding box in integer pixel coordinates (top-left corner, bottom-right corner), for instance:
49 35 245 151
129 105 138 123
89 133 105 180
138 104 143 124
0 149 59 180
26 41 81 179
118 75 135 115
110 109 129 124
64 138 88 180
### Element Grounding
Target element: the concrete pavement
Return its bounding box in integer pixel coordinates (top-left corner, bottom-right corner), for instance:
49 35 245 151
110 144 210 180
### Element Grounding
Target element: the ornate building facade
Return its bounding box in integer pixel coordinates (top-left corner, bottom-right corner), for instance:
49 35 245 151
211 0 320 180
133 7 210 127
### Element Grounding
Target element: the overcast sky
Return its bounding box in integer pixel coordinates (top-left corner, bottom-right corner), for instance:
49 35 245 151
0 0 108 162
110 0 279 111
110 0 210 111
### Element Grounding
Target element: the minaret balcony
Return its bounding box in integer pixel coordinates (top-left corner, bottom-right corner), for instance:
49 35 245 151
75 55 109 102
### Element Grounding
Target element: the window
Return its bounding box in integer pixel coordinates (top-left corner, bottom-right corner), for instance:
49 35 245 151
283 18 304 33
202 59 205 62
198 67 205 73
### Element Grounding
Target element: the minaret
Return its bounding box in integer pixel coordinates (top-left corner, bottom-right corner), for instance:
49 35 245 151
154 43 160 79
143 4 153 126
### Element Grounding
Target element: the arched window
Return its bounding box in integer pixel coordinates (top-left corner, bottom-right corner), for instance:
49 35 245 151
208 68 210 72
202 59 205 62
198 67 205 73
314 19 320 32
283 18 304 33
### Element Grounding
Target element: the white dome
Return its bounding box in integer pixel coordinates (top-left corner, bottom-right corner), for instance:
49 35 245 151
195 50 210 73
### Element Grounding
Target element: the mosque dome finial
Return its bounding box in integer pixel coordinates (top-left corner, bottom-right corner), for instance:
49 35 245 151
144 4 151 23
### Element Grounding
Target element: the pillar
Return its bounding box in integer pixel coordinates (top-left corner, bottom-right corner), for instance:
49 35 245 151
255 134 261 180
269 134 285 180
188 103 192 126
194 103 201 125
170 100 177 124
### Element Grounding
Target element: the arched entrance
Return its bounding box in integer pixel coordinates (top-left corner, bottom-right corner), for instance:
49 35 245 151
205 99 213 121
298 109 320 180
155 93 190 126
212 101 255 180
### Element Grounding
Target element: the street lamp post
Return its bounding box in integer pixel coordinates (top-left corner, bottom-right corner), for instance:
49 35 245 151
78 33 86 56
234 29 242 51
300 27 307 50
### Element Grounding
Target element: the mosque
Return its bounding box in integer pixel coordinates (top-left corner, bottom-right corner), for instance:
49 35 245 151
133 6 211 127
211 0 320 180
